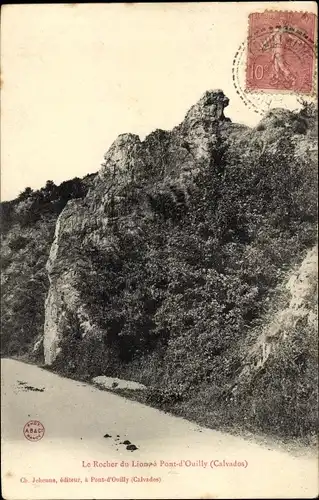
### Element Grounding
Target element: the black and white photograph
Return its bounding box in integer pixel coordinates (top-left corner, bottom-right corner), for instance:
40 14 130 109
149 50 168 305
1 2 318 499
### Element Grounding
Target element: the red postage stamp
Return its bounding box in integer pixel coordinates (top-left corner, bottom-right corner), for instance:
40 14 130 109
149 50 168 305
246 11 317 94
23 420 45 441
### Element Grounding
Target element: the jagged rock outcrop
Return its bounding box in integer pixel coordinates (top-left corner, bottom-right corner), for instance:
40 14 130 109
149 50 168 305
184 89 231 124
43 198 104 365
1 89 317 440
43 90 235 365
43 90 317 371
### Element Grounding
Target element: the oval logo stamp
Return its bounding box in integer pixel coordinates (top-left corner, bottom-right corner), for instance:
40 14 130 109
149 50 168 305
23 420 45 441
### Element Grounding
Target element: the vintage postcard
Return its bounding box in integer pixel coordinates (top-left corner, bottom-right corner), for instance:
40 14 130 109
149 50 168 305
1 2 318 499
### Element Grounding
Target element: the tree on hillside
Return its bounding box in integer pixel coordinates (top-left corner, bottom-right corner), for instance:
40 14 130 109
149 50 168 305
18 187 33 201
44 180 56 191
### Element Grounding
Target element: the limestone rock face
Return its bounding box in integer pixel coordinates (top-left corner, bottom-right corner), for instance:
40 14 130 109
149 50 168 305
43 199 103 365
184 89 230 124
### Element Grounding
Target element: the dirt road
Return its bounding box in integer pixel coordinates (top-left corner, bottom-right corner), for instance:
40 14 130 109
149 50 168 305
1 358 318 499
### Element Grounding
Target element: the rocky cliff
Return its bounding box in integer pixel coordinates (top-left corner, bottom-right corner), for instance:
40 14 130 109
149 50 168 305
1 91 317 441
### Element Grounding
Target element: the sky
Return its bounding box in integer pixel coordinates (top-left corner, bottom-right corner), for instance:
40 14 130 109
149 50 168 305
1 2 317 201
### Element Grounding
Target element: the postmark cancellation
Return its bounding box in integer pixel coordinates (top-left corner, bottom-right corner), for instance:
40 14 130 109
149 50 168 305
246 11 317 95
